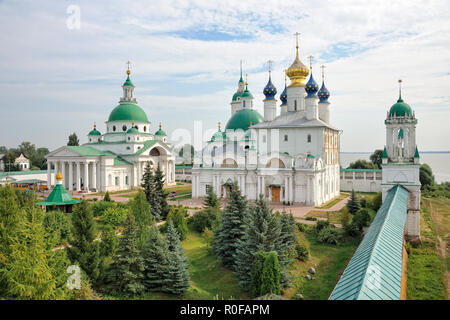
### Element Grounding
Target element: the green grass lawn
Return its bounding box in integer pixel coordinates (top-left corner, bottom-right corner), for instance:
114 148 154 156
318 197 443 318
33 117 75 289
406 197 449 300
315 193 348 209
284 229 360 300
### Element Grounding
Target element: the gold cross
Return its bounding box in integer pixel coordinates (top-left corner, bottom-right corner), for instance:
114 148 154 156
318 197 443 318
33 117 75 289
294 32 300 48
126 61 132 70
321 65 326 80
308 55 314 70
267 60 273 73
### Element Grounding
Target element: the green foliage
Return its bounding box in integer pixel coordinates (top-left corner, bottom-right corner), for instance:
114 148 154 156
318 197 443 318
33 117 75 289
295 241 309 261
347 159 378 169
422 182 450 198
68 201 101 283
203 185 220 209
101 206 128 227
164 221 190 295
165 206 188 241
103 191 112 202
142 225 170 291
90 200 115 217
346 190 361 214
67 133 79 146
129 190 154 248
340 210 351 227
214 182 249 270
151 163 170 220
370 149 383 169
188 207 220 233
317 226 343 245
2 151 21 171
100 226 118 258
296 222 308 232
352 209 371 230
344 222 362 237
305 216 317 221
203 227 215 251
43 210 71 246
315 220 330 232
14 188 36 207
419 163 435 190
107 214 145 296
141 161 161 221
370 192 382 211
250 251 266 297
260 251 281 296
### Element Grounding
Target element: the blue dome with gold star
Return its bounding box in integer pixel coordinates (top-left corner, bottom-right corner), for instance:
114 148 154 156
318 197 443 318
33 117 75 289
280 84 287 106
305 74 319 98
318 81 330 103
263 75 277 100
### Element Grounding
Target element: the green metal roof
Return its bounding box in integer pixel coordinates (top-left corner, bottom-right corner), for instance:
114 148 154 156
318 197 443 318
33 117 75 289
15 179 47 184
232 91 243 101
88 128 101 136
241 88 254 98
329 185 408 300
133 140 159 156
67 146 116 157
225 109 263 131
0 170 53 179
382 146 388 159
414 146 420 158
123 75 134 87
175 165 193 169
389 98 413 117
36 184 81 206
114 156 132 166
155 129 167 136
340 168 382 172
108 103 149 122
126 127 139 134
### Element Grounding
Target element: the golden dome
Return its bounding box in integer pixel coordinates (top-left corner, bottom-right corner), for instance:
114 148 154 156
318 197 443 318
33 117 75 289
286 44 309 87
56 172 63 181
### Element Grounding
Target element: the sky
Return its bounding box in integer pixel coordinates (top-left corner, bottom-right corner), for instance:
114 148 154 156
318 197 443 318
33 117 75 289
0 0 449 152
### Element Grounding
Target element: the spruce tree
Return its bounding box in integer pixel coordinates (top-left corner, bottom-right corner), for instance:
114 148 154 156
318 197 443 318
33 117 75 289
129 190 154 248
68 201 101 283
2 207 63 299
213 182 249 270
277 212 297 288
164 221 190 295
260 251 281 295
203 185 220 209
103 191 112 202
153 163 170 220
143 225 170 291
107 214 145 296
141 161 161 221
347 189 361 214
234 196 282 288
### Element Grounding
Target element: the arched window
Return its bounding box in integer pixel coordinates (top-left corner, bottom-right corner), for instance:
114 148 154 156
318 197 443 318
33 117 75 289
307 134 311 143
113 125 116 132
150 148 160 156
243 101 246 108
128 137 130 141
122 125 127 131
294 100 297 111
144 126 147 132
284 134 288 141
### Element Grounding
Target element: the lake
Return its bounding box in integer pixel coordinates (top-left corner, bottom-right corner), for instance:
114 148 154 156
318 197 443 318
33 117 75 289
340 152 450 183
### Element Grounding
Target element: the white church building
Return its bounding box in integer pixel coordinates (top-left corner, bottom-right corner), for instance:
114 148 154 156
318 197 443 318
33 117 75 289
46 68 176 192
192 37 340 206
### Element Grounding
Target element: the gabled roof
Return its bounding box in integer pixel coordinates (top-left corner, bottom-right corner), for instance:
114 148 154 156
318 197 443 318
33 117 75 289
329 185 408 300
66 146 116 157
133 140 160 156
36 184 81 206
114 156 132 166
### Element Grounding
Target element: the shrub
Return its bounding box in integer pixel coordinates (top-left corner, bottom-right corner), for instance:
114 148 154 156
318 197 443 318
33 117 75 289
370 192 382 211
203 227 215 251
340 210 351 227
359 197 367 208
315 220 330 232
103 191 112 202
305 216 317 221
188 207 220 233
295 241 309 261
347 190 361 214
344 222 361 237
101 207 128 227
296 222 308 232
91 201 116 217
164 206 188 240
353 209 371 230
317 226 343 245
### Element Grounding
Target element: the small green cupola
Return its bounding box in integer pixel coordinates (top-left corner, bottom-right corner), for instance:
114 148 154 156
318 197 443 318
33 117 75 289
414 146 420 158
210 122 226 142
389 80 413 117
88 123 101 136
155 122 167 136
382 146 388 158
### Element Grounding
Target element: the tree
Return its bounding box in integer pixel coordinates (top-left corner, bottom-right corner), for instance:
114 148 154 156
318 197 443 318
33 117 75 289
43 210 71 246
370 149 384 169
203 185 220 209
347 159 378 169
164 221 190 295
103 191 112 202
143 225 170 291
68 201 101 282
346 190 361 214
214 182 249 270
188 207 220 233
67 133 79 146
0 146 7 153
129 190 154 248
260 251 281 296
18 141 36 159
107 214 145 296
2 207 65 299
152 163 170 220
2 151 20 171
165 206 188 240
420 163 435 190
250 251 266 297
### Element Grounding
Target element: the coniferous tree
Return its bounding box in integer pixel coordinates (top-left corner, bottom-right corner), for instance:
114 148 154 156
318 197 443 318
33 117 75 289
165 206 188 240
107 214 145 296
67 133 79 146
143 225 170 291
152 163 170 220
2 207 64 299
164 221 190 295
68 201 101 282
250 251 267 297
203 185 220 209
103 191 112 202
277 212 297 287
260 251 281 296
347 189 361 214
129 190 154 249
214 182 249 270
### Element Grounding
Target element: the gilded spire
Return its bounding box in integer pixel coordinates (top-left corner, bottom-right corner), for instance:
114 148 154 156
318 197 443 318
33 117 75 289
398 79 403 100
132 120 135 126
126 61 131 75
245 73 248 87
94 122 96 129
286 32 309 87
218 122 221 130
159 122 162 130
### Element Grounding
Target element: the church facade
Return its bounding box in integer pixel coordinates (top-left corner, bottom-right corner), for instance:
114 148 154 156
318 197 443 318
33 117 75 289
192 39 340 206
46 68 176 192
381 81 421 240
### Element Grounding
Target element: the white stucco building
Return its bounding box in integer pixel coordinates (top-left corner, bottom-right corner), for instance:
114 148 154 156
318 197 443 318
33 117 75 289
192 39 340 206
46 68 175 192
381 81 421 240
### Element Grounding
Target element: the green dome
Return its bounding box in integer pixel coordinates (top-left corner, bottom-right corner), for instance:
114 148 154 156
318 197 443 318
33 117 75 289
241 88 254 99
127 127 139 134
88 128 101 136
226 109 263 131
389 98 412 117
155 129 166 136
232 91 243 101
211 129 226 141
108 103 149 122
